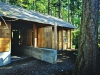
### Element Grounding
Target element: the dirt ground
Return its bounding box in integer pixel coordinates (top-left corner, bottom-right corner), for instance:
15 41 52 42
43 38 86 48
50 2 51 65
0 50 100 75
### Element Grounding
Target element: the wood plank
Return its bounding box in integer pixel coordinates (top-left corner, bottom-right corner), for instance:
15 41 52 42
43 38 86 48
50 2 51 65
37 28 40 47
33 25 37 48
42 26 52 48
58 28 62 50
57 28 59 50
52 27 54 49
47 27 52 48
49 27 52 48
26 29 32 46
67 29 71 49
63 30 68 49
61 28 63 50
43 27 45 47
54 23 57 50
42 27 45 47
70 29 72 49
45 27 48 47
37 27 44 47
0 21 11 52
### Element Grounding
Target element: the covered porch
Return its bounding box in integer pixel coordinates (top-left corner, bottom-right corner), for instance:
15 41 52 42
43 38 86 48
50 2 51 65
10 20 72 63
0 2 76 66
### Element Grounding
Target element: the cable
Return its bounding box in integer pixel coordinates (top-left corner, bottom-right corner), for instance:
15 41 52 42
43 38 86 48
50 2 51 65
0 16 9 29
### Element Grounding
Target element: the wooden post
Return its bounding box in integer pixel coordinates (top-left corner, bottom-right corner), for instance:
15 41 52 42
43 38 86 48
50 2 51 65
67 29 71 49
54 23 57 50
58 28 62 50
61 29 63 50
70 29 72 49
57 28 59 50
33 24 37 48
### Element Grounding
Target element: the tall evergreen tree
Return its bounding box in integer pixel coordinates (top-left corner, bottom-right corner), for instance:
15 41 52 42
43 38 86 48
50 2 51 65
48 0 50 15
72 0 99 75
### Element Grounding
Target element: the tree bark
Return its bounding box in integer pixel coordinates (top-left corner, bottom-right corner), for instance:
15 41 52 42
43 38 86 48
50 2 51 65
68 0 70 22
58 0 61 18
72 0 99 75
48 0 50 15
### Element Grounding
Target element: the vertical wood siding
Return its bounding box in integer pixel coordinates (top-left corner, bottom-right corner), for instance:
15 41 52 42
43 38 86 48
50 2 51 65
0 21 11 52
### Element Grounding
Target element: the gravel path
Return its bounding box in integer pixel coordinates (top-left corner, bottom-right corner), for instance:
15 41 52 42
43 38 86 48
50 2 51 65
0 50 76 75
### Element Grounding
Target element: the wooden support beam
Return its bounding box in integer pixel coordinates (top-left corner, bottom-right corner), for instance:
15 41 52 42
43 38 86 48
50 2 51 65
33 24 37 48
70 29 72 49
58 27 63 50
54 23 57 50
61 29 63 50
52 27 54 49
57 28 59 50
41 27 44 47
49 27 52 48
67 29 71 49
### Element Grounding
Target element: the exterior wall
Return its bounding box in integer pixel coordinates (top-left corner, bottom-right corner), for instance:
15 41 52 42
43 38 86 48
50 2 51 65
63 30 67 50
19 46 57 64
0 20 73 66
52 27 55 49
54 27 72 50
37 25 52 48
33 24 37 48
20 28 32 46
67 29 72 49
34 24 72 50
0 21 11 66
58 27 63 50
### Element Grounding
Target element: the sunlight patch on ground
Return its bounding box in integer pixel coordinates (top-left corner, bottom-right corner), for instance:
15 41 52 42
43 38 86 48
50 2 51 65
0 66 13 69
22 63 27 66
11 56 21 62
11 56 21 58
63 56 70 58
57 59 63 62
57 54 63 55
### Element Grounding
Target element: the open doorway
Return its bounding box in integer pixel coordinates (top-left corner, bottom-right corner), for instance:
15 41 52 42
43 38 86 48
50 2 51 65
11 21 33 56
11 29 20 56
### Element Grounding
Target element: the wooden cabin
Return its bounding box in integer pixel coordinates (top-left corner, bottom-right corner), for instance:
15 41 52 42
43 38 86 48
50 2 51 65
0 2 76 66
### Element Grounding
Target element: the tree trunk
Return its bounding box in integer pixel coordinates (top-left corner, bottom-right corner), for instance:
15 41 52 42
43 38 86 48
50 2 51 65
48 0 50 15
72 0 99 75
68 0 70 22
58 0 61 18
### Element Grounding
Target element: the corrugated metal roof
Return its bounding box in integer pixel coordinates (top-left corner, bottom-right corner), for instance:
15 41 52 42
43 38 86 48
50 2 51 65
0 2 76 28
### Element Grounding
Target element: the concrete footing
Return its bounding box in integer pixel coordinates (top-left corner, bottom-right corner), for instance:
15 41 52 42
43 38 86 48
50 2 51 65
20 46 57 64
0 52 11 66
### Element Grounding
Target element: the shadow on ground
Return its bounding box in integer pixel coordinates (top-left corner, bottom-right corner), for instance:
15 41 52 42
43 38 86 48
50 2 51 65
0 50 78 75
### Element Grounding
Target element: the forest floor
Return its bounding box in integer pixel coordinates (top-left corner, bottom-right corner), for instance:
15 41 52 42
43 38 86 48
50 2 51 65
0 50 100 75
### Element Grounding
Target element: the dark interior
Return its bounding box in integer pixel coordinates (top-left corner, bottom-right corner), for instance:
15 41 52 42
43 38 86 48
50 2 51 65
11 21 33 56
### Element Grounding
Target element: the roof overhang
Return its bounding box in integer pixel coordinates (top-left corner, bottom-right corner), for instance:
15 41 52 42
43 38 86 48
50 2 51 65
0 2 76 29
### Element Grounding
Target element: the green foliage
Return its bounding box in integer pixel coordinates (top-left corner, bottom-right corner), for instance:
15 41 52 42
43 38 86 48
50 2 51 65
1 0 100 47
0 0 87 46
0 0 82 27
36 2 46 11
72 29 80 45
98 44 100 47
